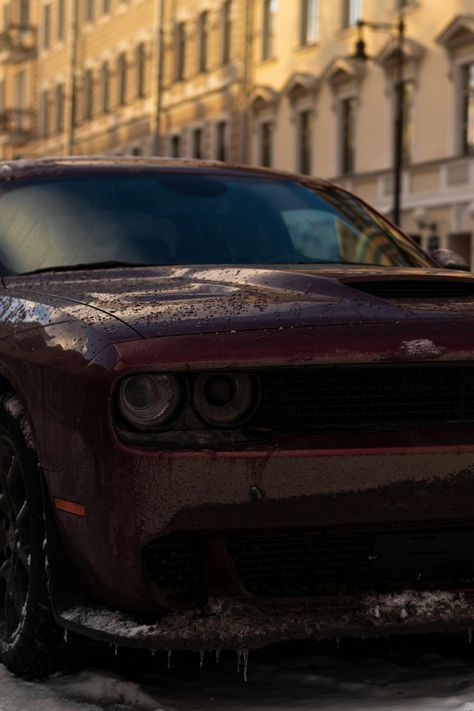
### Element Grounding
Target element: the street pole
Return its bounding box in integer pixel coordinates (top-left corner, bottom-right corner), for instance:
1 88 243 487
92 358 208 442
392 12 405 226
65 0 78 155
241 0 252 164
150 0 165 156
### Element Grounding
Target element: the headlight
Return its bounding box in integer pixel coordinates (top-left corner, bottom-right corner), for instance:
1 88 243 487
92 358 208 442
193 372 258 427
118 374 182 430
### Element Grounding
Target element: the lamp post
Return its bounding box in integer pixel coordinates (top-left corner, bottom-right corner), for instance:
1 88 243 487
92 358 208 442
354 10 405 226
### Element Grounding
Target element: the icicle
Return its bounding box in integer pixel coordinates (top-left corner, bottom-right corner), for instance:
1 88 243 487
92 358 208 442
114 644 118 656
167 650 172 669
151 649 156 657
336 637 340 649
63 628 68 643
242 650 249 682
199 650 205 669
215 649 221 665
236 650 242 673
469 627 472 645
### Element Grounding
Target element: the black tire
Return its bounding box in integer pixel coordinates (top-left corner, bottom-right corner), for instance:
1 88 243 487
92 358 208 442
0 394 64 678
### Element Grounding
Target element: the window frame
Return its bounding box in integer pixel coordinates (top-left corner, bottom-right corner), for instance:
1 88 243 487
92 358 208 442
42 2 51 49
339 95 356 175
197 10 209 74
262 0 277 61
174 22 186 81
341 0 361 30
300 0 317 46
136 43 146 99
221 0 232 65
297 108 313 175
117 52 128 107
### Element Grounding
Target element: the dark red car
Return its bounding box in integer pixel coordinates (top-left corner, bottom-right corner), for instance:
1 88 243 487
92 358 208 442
1 157 474 678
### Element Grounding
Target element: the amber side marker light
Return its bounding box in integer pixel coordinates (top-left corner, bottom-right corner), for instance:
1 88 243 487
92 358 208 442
54 497 86 517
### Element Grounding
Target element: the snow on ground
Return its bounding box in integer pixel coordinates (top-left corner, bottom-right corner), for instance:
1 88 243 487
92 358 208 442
4 637 474 709
0 666 168 711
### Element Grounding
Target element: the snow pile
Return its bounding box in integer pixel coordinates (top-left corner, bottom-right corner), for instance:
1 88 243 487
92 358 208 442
0 665 101 710
0 665 169 710
49 670 169 710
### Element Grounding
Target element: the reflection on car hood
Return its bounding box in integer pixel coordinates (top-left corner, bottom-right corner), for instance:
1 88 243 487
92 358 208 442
7 265 474 339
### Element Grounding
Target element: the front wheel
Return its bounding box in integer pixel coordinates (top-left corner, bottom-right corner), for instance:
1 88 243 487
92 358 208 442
0 394 63 678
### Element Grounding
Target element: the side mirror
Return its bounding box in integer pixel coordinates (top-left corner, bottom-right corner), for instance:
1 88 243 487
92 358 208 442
430 248 470 272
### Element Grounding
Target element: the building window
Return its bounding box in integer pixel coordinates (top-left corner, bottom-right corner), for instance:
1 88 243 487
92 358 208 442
222 0 232 65
300 0 317 45
13 69 26 108
262 0 277 60
462 61 474 155
40 90 49 138
340 96 356 174
57 0 64 39
175 23 186 81
193 127 203 158
42 3 51 48
55 84 64 133
298 110 312 174
100 62 110 113
18 0 29 25
136 43 146 98
84 0 94 22
341 0 360 29
260 121 273 166
198 11 209 73
117 53 127 106
171 134 180 157
216 120 227 161
83 70 93 120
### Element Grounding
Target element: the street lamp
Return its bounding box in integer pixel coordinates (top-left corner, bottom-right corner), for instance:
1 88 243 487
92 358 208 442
353 10 406 227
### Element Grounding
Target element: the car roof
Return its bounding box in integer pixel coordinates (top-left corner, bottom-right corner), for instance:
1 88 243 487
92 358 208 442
0 156 330 186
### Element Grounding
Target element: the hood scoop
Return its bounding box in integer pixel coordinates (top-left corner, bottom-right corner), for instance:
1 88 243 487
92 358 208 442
344 279 474 300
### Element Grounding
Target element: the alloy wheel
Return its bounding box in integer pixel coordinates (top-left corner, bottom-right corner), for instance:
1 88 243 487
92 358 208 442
0 435 31 642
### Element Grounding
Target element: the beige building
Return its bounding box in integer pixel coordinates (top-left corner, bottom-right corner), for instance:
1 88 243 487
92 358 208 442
1 0 474 263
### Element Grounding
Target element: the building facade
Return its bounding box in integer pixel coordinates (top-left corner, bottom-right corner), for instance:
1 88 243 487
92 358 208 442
1 0 474 263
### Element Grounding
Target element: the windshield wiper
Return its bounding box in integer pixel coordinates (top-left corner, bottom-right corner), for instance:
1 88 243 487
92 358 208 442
20 261 175 275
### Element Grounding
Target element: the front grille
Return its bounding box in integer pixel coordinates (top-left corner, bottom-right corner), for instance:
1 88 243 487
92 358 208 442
143 538 200 595
345 279 474 300
249 365 474 431
227 528 474 597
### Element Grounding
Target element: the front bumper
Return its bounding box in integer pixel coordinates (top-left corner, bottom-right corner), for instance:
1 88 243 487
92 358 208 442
48 442 474 611
57 588 474 651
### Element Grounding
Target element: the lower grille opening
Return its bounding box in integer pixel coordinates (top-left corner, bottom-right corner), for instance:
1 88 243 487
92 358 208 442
143 538 200 596
226 527 474 597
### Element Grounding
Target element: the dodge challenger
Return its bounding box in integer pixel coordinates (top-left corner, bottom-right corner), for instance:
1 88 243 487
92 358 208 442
0 157 473 677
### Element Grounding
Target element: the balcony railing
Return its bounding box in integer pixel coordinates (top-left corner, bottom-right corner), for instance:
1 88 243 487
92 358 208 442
0 24 36 62
0 108 34 142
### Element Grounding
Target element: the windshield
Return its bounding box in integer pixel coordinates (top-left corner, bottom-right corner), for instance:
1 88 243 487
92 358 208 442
0 173 430 274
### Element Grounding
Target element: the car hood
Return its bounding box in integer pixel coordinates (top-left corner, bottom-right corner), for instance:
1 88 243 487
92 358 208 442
7 265 474 339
